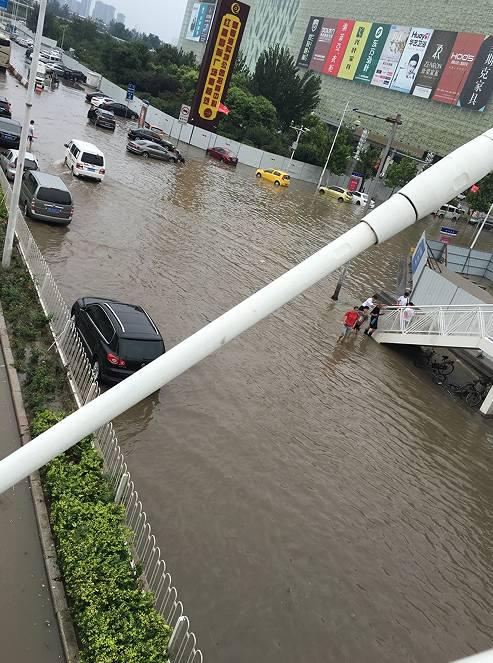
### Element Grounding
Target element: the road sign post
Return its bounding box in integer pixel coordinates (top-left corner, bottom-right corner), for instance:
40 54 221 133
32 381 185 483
126 82 135 101
177 104 191 146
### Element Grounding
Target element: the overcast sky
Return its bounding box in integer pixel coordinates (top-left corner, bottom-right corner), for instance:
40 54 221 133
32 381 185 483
107 0 188 44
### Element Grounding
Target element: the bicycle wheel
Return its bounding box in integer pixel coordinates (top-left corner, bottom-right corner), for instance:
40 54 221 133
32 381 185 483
439 361 455 376
432 372 448 385
465 391 482 408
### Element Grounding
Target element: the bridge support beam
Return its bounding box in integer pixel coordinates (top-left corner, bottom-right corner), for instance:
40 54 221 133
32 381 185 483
480 385 493 417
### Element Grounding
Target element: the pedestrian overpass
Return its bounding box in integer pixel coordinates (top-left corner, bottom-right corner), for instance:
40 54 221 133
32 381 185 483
374 305 493 415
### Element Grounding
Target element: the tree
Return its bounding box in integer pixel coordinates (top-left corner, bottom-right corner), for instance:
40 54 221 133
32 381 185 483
355 145 381 183
465 173 493 213
384 157 418 194
252 44 321 129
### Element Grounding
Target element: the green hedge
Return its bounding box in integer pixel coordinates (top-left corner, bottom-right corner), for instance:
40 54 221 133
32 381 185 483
32 410 172 663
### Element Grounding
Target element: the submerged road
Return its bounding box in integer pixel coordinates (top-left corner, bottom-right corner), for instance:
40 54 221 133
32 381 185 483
3 44 493 663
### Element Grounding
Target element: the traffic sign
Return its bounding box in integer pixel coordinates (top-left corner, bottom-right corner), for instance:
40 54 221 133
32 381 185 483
179 104 191 124
440 226 459 236
126 82 135 101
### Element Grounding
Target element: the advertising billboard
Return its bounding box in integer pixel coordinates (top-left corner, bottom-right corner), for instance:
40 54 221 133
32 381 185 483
296 16 323 68
390 27 434 93
189 0 250 132
186 2 216 43
458 35 493 111
338 21 372 80
411 30 457 98
371 25 411 88
432 32 484 105
309 18 338 73
322 19 355 76
354 23 391 84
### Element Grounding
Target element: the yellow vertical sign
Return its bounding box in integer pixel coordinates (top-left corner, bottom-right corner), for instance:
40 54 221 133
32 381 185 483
338 21 372 80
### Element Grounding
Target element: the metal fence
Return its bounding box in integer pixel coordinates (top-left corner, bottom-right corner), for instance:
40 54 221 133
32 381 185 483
0 169 202 663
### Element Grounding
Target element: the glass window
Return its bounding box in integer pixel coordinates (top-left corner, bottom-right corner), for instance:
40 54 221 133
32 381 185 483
118 338 164 361
87 306 114 342
70 144 78 157
36 187 72 205
273 171 281 176
81 152 103 166
0 38 10 47
0 119 19 134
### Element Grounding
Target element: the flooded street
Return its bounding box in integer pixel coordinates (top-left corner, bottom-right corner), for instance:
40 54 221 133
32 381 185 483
3 46 493 662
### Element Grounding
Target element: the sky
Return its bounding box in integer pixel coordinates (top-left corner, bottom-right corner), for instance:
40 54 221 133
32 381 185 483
107 0 188 44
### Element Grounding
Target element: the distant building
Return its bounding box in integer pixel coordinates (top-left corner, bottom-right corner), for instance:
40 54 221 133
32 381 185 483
79 0 92 18
66 0 82 15
92 1 116 25
116 12 126 25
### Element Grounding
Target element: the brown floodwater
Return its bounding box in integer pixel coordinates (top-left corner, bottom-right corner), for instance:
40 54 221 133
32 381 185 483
4 45 493 663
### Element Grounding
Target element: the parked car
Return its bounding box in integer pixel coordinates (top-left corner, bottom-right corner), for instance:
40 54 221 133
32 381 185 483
20 170 73 225
126 139 179 162
0 96 11 119
143 122 166 138
432 204 461 220
45 62 66 75
350 190 375 208
0 149 38 180
87 107 116 131
91 96 114 108
128 127 164 143
70 296 165 384
318 186 352 202
100 101 139 120
0 117 21 150
64 139 106 181
15 37 29 47
85 91 107 104
255 168 290 187
206 146 238 165
63 67 87 83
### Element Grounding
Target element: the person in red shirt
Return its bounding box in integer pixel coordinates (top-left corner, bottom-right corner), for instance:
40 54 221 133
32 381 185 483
338 307 360 341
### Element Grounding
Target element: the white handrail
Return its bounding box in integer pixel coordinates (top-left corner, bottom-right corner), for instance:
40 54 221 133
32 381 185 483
376 305 493 339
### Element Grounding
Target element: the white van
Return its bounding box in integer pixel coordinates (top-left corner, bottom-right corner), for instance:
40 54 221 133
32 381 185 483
64 139 106 182
433 204 461 221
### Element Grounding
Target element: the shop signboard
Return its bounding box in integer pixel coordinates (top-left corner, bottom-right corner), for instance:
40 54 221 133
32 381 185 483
371 25 411 89
296 16 323 67
432 31 484 105
458 35 493 111
322 19 355 76
354 23 391 84
412 30 457 98
390 27 434 93
337 21 372 80
309 17 338 73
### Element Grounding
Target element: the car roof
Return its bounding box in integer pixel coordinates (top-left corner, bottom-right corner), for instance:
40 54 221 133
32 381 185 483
7 149 36 159
0 117 21 129
31 170 70 191
69 139 104 155
81 297 161 340
97 109 115 117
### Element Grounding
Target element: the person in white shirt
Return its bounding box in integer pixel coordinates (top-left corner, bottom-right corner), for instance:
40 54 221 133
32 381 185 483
27 120 35 150
361 293 379 310
401 302 415 330
397 290 410 306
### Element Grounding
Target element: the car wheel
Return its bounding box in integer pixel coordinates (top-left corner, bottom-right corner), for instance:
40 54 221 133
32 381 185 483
256 173 262 178
142 152 149 159
274 180 280 187
92 358 100 381
319 189 325 195
338 197 344 202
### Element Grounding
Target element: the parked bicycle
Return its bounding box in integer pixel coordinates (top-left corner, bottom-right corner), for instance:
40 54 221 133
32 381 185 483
414 349 455 379
447 378 492 408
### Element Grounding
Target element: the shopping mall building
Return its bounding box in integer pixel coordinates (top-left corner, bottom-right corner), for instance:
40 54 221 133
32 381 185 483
178 0 492 157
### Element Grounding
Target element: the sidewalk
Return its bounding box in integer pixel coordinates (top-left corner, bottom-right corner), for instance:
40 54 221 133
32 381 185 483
0 344 64 662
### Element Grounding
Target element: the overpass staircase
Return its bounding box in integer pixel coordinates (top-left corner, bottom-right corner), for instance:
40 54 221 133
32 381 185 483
374 305 493 415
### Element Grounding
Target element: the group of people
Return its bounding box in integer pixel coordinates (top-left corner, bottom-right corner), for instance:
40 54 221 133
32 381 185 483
337 290 415 342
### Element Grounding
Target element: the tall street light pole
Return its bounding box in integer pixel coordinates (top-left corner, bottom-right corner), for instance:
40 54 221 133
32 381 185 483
316 100 353 191
2 0 48 268
330 111 402 301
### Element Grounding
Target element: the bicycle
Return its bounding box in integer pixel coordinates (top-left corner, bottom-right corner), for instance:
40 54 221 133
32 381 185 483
465 380 492 408
415 349 455 376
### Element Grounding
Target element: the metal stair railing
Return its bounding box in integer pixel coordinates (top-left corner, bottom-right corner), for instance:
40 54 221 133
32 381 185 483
376 305 493 342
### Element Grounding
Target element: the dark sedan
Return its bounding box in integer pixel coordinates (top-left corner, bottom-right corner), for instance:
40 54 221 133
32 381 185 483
128 127 165 144
206 146 238 165
100 102 139 120
87 107 116 131
0 118 21 150
85 91 107 104
126 139 179 161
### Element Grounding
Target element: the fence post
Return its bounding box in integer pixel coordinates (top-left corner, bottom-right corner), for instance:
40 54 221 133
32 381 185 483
168 615 188 660
114 472 130 504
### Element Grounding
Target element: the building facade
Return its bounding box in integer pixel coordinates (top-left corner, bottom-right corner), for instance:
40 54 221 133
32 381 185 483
92 0 115 25
178 0 301 71
116 12 126 25
290 0 493 155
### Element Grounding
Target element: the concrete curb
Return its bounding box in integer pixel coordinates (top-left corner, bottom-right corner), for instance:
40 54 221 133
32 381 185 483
8 63 28 88
0 303 79 663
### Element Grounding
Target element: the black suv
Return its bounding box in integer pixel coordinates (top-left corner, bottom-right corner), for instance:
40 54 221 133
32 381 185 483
71 297 165 384
99 101 139 120
0 97 12 119
0 117 21 149
87 107 116 131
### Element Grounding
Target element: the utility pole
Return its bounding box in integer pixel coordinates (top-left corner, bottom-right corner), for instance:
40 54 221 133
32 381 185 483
2 0 47 268
316 101 352 191
287 122 309 171
331 111 402 300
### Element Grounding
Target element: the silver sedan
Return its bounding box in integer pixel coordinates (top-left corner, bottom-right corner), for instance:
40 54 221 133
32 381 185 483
126 139 178 162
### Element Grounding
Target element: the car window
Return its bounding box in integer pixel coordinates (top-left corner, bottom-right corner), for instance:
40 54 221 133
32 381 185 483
23 158 37 170
70 144 78 157
87 305 114 342
0 119 19 134
36 187 72 205
81 152 103 166
283 175 290 180
264 169 273 174
117 338 163 362
273 171 281 176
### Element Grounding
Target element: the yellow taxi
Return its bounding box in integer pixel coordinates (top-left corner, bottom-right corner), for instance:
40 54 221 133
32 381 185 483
318 185 352 202
255 168 290 187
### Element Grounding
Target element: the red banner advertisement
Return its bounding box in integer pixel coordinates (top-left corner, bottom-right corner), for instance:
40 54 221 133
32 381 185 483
189 0 250 132
322 19 355 76
309 17 338 73
432 32 484 105
458 35 493 111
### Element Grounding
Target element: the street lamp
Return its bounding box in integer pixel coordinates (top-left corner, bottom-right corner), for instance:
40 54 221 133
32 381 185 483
330 110 402 300
287 122 310 170
316 101 358 191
